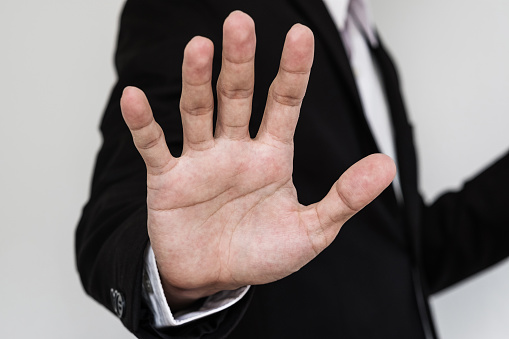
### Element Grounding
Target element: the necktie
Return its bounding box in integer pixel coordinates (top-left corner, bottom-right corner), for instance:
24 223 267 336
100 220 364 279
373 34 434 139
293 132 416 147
340 0 403 200
340 0 377 58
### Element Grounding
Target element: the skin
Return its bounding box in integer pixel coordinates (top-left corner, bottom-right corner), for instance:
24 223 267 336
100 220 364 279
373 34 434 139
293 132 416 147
120 11 396 310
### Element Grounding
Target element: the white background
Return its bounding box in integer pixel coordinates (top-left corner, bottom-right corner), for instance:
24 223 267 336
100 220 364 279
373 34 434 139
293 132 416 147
0 0 508 338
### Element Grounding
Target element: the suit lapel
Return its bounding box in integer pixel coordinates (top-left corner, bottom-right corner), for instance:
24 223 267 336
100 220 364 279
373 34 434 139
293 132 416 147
290 0 364 118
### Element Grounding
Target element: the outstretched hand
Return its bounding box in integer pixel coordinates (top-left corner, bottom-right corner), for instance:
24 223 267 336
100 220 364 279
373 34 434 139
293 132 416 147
120 11 396 309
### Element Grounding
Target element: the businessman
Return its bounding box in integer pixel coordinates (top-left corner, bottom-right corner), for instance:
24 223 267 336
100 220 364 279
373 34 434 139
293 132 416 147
76 0 509 338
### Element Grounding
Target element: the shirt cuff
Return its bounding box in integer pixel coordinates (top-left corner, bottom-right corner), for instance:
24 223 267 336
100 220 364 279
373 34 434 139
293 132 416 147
142 244 250 327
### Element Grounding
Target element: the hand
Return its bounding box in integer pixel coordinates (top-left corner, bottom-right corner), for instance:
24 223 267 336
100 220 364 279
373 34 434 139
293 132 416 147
120 11 396 310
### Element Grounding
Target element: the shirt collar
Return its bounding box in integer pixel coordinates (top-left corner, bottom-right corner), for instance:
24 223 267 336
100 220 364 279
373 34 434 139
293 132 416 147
322 0 378 46
322 0 350 30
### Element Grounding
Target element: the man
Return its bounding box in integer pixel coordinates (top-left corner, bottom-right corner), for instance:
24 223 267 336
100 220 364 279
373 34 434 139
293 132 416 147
76 0 509 338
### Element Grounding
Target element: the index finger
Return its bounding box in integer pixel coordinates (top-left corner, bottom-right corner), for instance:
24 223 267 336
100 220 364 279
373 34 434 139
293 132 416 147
256 24 314 145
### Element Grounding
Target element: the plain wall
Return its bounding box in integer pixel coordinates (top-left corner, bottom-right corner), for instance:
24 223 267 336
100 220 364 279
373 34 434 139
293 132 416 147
0 0 507 338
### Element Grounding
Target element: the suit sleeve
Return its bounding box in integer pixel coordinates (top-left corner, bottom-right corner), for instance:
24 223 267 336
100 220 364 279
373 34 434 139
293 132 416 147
421 151 509 294
75 0 252 337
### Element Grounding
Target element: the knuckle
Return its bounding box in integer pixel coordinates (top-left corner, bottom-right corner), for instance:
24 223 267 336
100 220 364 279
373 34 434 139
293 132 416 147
136 125 163 150
217 82 253 100
271 89 302 107
180 102 214 116
336 187 360 214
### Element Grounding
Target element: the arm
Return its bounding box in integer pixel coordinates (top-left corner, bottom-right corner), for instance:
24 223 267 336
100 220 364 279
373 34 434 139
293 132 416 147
421 151 509 294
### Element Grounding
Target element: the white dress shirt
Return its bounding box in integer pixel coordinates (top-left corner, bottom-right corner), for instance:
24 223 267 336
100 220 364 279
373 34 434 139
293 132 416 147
143 0 401 327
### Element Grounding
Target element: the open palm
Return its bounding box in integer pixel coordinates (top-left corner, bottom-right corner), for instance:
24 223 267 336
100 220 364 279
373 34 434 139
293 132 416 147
121 11 395 308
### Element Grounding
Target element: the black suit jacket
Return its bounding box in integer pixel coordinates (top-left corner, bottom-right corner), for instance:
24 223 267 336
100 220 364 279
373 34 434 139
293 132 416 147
76 0 509 338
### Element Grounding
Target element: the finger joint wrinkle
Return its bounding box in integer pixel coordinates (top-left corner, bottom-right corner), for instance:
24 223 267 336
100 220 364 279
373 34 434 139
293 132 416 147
336 187 360 215
181 103 214 116
137 127 164 150
271 89 302 107
217 83 253 100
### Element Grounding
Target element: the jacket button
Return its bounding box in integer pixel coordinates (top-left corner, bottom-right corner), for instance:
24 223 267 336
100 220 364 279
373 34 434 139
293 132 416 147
110 289 125 319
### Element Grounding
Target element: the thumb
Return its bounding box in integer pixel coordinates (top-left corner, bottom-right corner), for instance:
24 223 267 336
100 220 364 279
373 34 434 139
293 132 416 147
304 153 396 250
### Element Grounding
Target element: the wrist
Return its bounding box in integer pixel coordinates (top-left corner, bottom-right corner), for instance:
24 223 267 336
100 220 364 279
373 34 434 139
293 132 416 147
160 278 224 311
